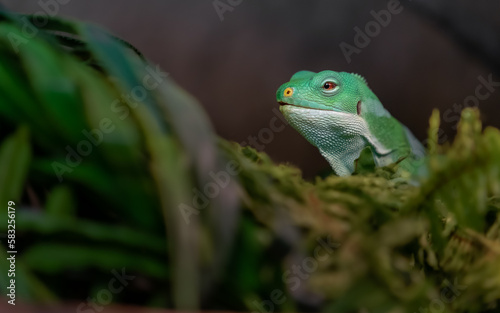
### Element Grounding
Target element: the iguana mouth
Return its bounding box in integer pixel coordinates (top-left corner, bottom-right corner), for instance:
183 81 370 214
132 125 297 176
279 102 342 112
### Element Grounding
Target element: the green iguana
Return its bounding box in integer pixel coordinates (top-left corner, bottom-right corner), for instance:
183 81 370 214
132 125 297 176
276 70 425 176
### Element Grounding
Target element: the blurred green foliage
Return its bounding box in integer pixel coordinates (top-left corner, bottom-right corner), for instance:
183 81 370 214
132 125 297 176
0 8 499 313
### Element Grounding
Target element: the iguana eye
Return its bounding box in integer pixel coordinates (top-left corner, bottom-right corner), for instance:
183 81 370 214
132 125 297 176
321 80 340 95
323 82 337 90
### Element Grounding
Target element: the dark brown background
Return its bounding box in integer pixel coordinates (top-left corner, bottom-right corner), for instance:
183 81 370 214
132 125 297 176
3 0 500 177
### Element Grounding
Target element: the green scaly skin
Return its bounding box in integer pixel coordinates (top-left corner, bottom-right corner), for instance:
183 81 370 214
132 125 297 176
276 70 425 176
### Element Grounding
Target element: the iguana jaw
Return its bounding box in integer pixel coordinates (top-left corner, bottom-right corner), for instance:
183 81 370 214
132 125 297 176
279 103 354 120
278 100 342 112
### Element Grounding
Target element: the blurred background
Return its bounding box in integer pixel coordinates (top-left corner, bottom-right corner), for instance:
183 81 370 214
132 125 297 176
2 2 500 312
3 0 500 177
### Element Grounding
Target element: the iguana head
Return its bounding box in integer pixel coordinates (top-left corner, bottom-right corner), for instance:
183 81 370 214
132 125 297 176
276 70 374 114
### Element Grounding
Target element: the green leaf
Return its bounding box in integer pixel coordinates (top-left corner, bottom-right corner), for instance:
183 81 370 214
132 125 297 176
0 210 165 254
45 186 76 218
0 245 58 303
21 243 169 278
0 126 31 206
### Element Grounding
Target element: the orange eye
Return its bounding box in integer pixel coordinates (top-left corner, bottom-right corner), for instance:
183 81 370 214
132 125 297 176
284 87 293 97
323 82 337 90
